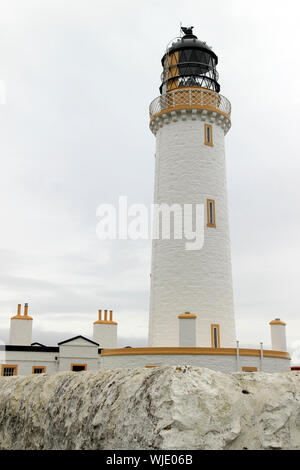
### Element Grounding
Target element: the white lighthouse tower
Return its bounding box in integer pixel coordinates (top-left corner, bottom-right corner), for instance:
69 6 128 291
148 27 236 348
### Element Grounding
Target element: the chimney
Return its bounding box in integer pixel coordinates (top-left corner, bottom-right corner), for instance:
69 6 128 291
9 303 33 346
269 318 287 352
93 309 118 349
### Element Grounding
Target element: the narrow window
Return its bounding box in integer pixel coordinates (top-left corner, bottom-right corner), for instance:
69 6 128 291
211 324 220 348
207 199 216 227
32 366 46 374
1 365 18 376
242 367 258 372
71 364 87 372
205 124 213 146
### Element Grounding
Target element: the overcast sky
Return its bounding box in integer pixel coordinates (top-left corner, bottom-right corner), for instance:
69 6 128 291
0 0 300 361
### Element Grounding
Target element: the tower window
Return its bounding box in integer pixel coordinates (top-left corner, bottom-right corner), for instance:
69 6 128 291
207 199 216 227
1 365 18 376
211 324 220 348
71 364 87 372
205 124 213 146
32 366 46 374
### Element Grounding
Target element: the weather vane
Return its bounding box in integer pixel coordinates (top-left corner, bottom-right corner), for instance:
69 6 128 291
181 26 194 35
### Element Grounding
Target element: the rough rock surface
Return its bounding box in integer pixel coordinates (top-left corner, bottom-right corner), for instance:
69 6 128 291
0 366 300 450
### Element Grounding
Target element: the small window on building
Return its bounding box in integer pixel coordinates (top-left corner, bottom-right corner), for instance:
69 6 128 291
211 324 220 348
71 364 87 372
1 365 17 376
242 367 258 372
207 199 216 227
205 124 213 146
32 366 46 374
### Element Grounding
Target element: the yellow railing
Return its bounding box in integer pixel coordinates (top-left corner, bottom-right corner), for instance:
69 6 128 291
149 87 231 120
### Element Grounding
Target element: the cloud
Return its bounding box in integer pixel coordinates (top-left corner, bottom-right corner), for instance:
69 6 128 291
0 0 299 351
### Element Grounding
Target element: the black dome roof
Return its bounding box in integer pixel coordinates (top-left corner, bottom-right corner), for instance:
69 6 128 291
161 28 218 66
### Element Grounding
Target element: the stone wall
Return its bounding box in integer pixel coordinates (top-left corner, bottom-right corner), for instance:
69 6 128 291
0 366 299 450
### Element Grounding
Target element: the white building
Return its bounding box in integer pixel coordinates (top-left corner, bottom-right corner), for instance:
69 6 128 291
0 28 292 377
0 302 290 376
1 304 116 376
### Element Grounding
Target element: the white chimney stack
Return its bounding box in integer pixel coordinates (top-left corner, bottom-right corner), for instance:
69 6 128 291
269 319 287 352
93 310 118 349
9 303 33 346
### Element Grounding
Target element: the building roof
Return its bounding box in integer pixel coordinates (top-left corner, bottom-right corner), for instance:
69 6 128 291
57 335 99 346
0 345 59 353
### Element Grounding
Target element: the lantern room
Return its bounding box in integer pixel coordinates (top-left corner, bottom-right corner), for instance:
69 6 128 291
160 26 220 95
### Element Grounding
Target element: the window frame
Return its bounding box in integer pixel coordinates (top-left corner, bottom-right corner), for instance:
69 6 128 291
204 124 213 146
211 324 220 348
71 363 87 372
32 366 46 374
207 199 216 228
1 365 18 376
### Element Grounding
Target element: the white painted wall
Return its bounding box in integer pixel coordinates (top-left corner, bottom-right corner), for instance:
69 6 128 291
1 350 58 375
0 348 290 376
101 354 290 373
59 338 100 372
148 110 236 348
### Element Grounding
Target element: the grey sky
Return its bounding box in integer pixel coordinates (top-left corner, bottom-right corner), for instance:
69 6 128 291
0 0 300 360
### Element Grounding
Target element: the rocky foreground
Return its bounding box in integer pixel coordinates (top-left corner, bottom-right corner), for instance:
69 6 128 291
0 366 299 450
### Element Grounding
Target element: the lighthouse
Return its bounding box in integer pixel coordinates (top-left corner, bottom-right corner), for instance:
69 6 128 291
0 27 291 377
148 27 236 348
